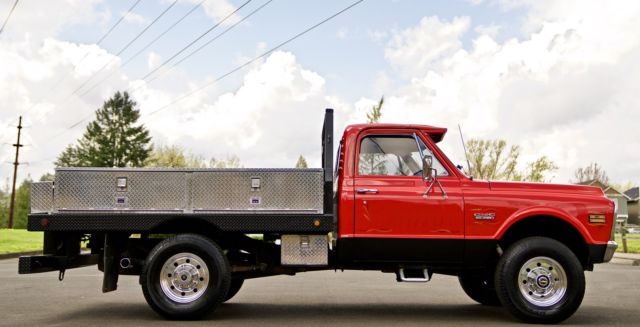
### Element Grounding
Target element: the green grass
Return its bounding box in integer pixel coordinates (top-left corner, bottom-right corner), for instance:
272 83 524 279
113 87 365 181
0 229 43 255
615 233 640 254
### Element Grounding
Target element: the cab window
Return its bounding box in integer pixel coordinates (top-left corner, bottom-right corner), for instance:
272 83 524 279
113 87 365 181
358 135 449 177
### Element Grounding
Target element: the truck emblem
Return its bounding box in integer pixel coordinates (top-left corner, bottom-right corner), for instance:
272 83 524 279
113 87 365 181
474 212 496 220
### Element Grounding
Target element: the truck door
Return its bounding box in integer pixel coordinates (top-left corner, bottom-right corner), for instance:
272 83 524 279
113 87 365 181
351 130 464 264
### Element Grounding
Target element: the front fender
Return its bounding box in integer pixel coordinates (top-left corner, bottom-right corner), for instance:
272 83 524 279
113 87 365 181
493 206 597 244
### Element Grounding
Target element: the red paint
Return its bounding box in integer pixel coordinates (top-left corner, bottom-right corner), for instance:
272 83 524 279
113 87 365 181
335 124 615 246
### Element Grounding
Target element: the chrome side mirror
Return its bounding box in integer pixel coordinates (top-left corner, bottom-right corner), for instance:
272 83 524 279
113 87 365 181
422 155 433 181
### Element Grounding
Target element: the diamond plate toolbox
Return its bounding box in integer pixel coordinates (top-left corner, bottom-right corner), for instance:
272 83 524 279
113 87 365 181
31 182 53 213
281 234 328 266
40 168 324 214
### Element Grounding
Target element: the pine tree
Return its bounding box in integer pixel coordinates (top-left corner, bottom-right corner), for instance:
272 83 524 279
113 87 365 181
55 91 152 167
295 155 308 168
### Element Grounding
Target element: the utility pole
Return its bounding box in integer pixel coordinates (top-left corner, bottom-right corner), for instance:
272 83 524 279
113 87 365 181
8 116 23 229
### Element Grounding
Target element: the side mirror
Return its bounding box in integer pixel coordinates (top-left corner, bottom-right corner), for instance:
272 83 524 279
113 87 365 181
422 155 433 181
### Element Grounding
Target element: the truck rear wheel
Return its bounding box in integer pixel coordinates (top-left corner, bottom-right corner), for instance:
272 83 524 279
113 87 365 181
458 273 501 306
140 234 231 319
224 278 244 302
495 237 585 324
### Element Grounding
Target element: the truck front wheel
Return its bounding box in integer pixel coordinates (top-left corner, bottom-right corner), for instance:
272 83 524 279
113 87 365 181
141 234 231 319
495 237 585 324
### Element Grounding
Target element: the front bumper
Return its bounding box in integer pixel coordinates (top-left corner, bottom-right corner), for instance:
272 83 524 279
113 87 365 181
603 241 618 263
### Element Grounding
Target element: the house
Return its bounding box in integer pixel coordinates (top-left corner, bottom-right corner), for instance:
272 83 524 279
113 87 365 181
577 180 630 224
624 187 639 225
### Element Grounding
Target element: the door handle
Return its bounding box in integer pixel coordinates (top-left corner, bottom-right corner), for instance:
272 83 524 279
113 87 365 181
357 188 379 194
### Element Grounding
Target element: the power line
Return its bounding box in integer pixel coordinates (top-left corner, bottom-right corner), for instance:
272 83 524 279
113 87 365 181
146 0 366 117
78 0 206 97
54 0 255 136
141 0 253 81
145 0 274 86
70 0 179 97
25 0 143 113
96 0 143 46
0 0 19 35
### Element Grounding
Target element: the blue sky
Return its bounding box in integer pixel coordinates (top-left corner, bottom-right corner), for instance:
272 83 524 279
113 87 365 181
0 0 639 189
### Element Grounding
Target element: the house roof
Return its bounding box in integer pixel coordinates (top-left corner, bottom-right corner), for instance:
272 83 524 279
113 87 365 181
576 179 631 200
625 187 639 201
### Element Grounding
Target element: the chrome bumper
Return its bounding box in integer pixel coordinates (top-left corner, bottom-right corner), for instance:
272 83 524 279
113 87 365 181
603 241 618 263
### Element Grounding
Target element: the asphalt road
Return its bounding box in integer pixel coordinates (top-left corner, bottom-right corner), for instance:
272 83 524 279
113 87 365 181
1 259 638 327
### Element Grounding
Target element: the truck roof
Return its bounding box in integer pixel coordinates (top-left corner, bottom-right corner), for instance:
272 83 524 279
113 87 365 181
343 124 448 143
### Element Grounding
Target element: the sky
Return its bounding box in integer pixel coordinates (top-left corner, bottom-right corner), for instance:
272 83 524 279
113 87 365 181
0 0 639 190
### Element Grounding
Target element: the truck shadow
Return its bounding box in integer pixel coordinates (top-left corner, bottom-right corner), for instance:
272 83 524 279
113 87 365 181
44 302 630 326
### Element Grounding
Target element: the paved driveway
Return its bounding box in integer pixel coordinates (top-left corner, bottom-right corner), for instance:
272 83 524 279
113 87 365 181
1 258 638 326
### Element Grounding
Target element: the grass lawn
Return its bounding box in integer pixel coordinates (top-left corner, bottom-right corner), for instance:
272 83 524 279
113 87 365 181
615 233 640 254
0 229 43 255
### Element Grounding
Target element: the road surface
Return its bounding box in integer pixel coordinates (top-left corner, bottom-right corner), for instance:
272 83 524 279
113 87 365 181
0 258 638 326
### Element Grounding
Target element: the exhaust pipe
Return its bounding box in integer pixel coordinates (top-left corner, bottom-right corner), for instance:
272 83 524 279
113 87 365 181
119 257 132 269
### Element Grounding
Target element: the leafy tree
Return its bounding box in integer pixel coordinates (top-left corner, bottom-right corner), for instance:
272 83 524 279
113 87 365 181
39 173 55 182
146 145 242 169
11 178 31 229
0 184 8 228
209 155 242 168
146 145 208 168
55 91 152 167
465 139 557 182
367 96 384 123
572 162 609 185
295 155 308 168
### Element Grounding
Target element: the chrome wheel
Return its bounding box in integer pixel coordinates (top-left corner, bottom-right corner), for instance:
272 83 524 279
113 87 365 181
518 256 567 307
160 252 209 304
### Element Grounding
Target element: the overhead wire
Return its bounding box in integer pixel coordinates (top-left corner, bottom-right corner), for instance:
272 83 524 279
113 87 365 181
141 0 253 81
0 0 19 35
77 0 206 97
24 0 142 114
146 0 366 117
69 0 179 97
144 0 274 86
54 0 256 137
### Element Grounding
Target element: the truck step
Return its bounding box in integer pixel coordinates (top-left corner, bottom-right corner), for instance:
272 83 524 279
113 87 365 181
396 268 431 282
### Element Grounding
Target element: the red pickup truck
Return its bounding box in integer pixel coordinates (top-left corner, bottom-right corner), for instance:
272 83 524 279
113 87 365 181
20 109 616 323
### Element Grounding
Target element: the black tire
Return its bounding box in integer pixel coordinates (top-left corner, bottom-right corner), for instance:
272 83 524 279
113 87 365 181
495 237 585 324
224 278 244 302
141 234 231 320
458 272 501 306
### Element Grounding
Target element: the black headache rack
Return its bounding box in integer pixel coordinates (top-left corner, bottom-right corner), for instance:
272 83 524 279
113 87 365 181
20 108 336 278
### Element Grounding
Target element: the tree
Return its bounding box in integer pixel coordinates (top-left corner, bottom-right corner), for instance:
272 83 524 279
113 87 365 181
11 178 31 229
146 145 208 168
0 181 8 228
366 96 384 123
572 162 609 185
209 155 242 168
145 145 242 169
55 91 152 167
295 155 308 168
465 139 557 182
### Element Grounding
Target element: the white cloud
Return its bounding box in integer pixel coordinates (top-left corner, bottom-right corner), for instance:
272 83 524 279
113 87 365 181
147 52 162 70
185 0 242 26
385 16 470 77
336 27 349 40
122 12 148 25
141 51 334 168
372 1 640 185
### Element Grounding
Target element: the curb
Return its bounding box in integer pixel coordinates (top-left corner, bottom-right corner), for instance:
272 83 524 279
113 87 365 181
0 251 41 260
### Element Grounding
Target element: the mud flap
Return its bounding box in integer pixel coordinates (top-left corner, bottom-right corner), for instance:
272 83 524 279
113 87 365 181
102 233 119 293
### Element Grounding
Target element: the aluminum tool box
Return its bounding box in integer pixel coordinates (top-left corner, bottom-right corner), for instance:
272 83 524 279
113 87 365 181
32 168 324 214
